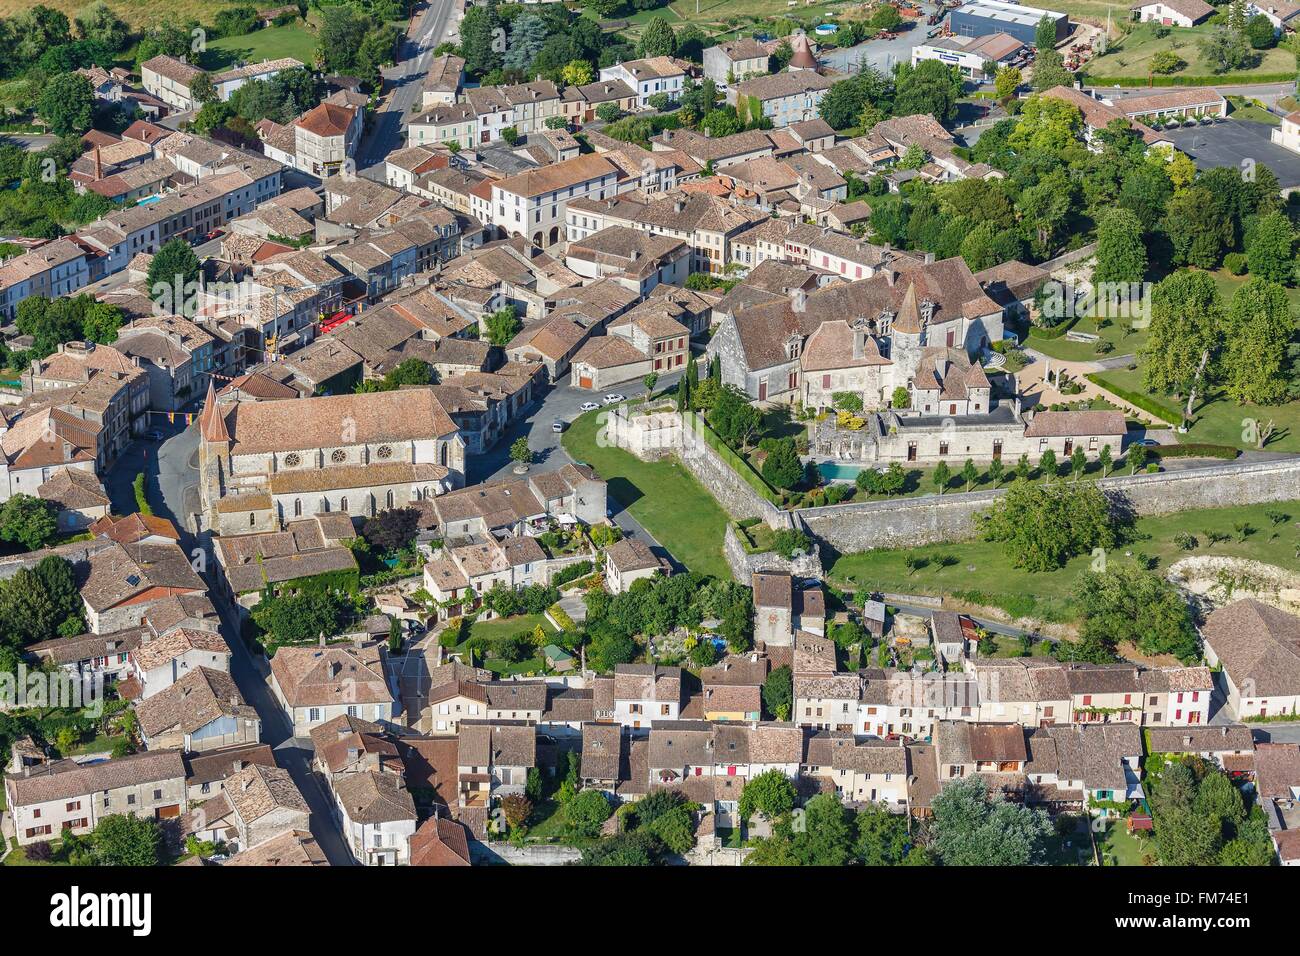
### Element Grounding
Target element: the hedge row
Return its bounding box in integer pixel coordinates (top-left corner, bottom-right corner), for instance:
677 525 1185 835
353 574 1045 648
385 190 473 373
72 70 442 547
1026 312 1083 341
1150 443 1241 460
1079 71 1297 88
683 410 784 506
552 559 594 589
1084 373 1184 427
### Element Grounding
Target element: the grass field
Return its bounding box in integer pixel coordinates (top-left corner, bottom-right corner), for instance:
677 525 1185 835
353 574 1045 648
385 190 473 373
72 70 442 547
1026 316 1150 363
0 0 236 27
828 498 1300 626
1097 820 1150 866
1086 23 1296 80
199 24 317 72
562 408 732 580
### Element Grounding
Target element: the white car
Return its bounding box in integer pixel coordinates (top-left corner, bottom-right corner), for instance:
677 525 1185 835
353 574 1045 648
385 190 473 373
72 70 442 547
602 394 625 405
580 401 600 412
551 421 566 433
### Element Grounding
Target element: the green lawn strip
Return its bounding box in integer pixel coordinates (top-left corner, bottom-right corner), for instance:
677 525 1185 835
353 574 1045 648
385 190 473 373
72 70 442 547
563 409 732 579
1026 313 1150 363
464 612 550 646
199 24 318 72
827 498 1300 626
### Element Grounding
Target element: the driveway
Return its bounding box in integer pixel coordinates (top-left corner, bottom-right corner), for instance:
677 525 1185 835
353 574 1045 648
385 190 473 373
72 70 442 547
1160 119 1300 189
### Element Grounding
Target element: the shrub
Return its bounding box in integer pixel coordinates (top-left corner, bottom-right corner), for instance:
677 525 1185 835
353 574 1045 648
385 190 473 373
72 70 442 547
1174 532 1199 551
552 560 594 588
773 528 811 558
1223 252 1247 275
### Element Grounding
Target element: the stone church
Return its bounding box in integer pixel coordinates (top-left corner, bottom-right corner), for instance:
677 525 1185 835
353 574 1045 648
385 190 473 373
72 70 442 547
198 377 465 535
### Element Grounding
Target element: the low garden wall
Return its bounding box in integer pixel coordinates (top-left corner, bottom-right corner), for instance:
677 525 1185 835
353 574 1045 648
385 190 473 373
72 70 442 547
723 522 824 584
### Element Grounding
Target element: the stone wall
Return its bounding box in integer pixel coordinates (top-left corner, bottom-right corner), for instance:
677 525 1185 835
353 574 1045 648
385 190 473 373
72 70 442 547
470 842 584 866
797 458 1300 554
723 522 824 584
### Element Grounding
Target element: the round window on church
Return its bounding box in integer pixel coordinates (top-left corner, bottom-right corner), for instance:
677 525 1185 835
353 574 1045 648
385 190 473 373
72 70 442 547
284 452 301 468
331 449 347 464
376 444 393 460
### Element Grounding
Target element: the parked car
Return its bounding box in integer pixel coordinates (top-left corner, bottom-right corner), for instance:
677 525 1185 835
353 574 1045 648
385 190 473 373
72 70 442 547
551 420 566 433
580 401 600 412
602 393 625 405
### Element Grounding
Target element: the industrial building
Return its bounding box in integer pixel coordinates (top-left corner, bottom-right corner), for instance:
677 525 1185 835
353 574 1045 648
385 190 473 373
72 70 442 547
910 32 1028 80
948 0 1070 46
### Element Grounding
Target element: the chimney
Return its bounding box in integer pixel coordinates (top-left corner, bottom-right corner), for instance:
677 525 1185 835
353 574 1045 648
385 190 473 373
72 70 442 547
923 251 935 265
853 328 865 360
93 147 102 181
885 270 894 287
233 759 245 773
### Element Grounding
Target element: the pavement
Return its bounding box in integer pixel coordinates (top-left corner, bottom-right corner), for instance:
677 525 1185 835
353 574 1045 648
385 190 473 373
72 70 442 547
0 133 56 153
357 0 460 172
1161 119 1300 190
816 4 942 75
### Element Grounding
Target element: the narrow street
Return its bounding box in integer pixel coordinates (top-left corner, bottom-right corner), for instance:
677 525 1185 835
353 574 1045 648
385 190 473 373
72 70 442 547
358 0 461 173
117 422 357 866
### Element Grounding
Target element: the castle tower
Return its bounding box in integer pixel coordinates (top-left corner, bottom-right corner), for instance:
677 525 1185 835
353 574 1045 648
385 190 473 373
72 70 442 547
888 282 925 398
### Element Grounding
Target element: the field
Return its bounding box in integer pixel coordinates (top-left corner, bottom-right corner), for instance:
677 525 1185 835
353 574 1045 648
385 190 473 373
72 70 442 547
562 408 732 580
0 0 237 27
601 0 864 43
199 24 318 72
1085 23 1297 80
828 498 1300 626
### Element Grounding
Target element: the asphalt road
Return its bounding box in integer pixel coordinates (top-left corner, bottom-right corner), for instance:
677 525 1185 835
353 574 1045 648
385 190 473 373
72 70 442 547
358 0 460 172
107 420 356 866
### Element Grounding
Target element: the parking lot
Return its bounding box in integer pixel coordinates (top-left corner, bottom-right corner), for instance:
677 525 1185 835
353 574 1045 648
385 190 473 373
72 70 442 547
1160 119 1300 189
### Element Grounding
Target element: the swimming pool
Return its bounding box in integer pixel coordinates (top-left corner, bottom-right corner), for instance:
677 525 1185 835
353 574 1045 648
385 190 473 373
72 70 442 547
817 462 869 481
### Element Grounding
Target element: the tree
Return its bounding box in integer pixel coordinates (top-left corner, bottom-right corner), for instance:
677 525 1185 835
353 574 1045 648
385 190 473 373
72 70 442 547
1075 563 1200 661
1222 278 1292 405
1031 48 1072 91
1070 447 1087 481
961 458 979 492
931 460 951 495
580 830 660 865
1200 24 1253 73
817 68 891 131
993 65 1022 100
890 386 910 409
361 507 420 553
1093 207 1147 285
1246 13 1278 49
317 6 373 75
1034 13 1058 50
893 59 961 124
250 590 353 646
987 457 1005 487
1140 270 1225 421
566 788 613 837
189 72 217 106
500 793 532 831
459 4 502 77
38 72 94 136
561 59 594 87
75 2 131 51
510 437 532 465
739 768 797 822
1246 210 1295 284
760 437 803 490
1163 185 1231 270
0 556 85 645
504 12 547 72
146 239 201 308
0 494 59 552
709 385 761 449
1008 94 1082 153
979 481 1121 572
638 16 676 58
930 776 1052 866
483 305 521 346
91 813 163 866
1098 444 1112 477
1127 442 1149 475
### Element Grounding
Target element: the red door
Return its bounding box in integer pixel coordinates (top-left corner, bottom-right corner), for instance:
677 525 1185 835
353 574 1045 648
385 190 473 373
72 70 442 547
758 382 767 401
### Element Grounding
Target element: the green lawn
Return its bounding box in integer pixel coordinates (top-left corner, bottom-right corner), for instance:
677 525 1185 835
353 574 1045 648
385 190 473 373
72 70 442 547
1085 23 1297 80
828 498 1300 626
1026 314 1151 363
1089 363 1300 453
1088 261 1300 452
563 408 732 580
464 612 550 646
1097 820 1150 866
199 24 318 72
